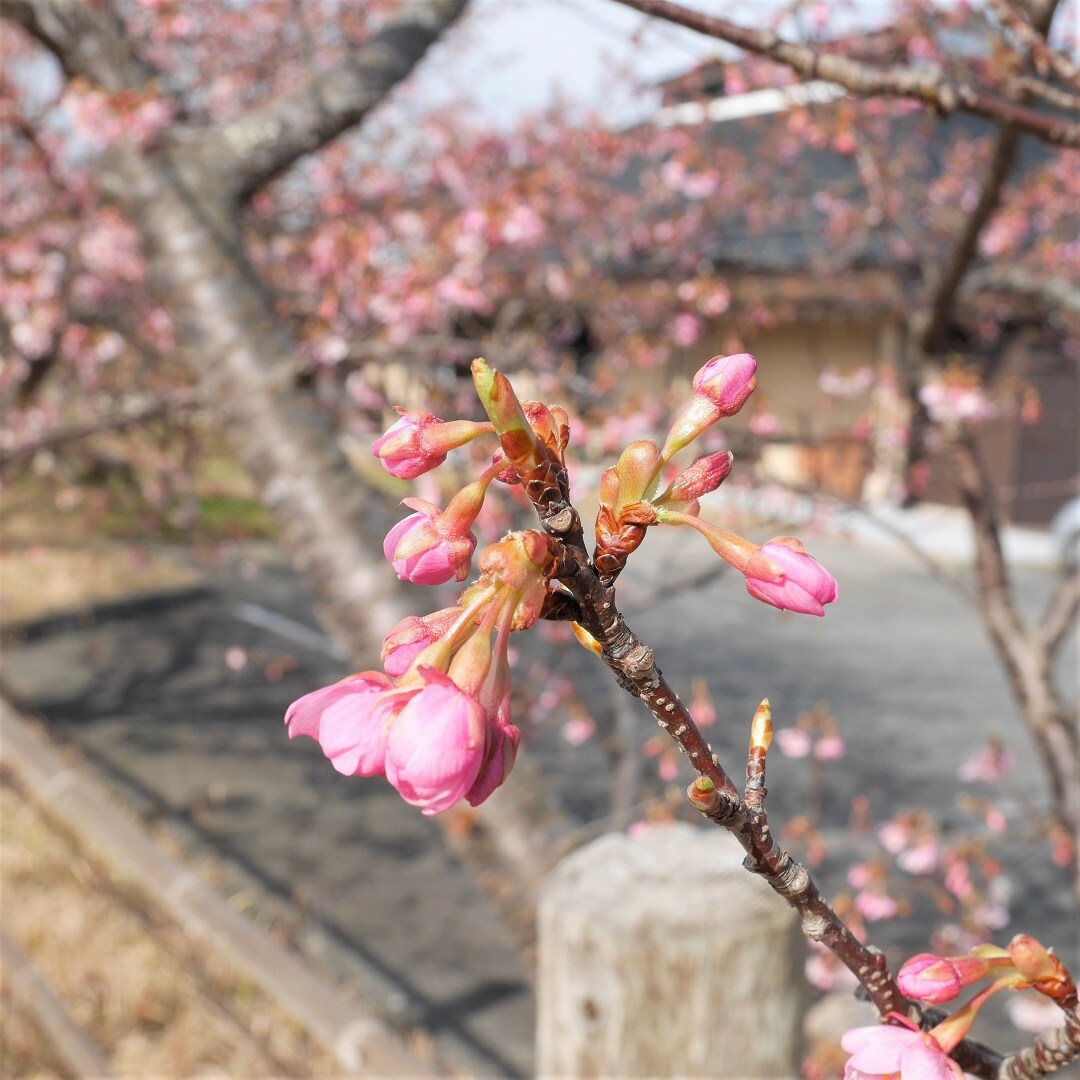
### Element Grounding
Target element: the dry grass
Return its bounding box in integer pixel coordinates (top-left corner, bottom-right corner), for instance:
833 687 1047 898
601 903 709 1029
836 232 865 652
0 778 342 1077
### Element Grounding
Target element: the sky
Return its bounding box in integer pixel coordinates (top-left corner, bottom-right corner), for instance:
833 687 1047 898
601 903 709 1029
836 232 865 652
414 0 1080 126
416 0 755 126
414 0 899 126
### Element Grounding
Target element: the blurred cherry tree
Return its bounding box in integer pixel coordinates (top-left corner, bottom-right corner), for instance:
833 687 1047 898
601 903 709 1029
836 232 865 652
1 0 1077 897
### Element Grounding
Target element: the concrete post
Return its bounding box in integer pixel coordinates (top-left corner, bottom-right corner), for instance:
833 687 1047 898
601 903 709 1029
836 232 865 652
537 823 804 1078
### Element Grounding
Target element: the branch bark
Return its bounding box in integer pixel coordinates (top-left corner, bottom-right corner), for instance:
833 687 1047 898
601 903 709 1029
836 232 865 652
207 0 468 200
0 389 200 467
516 431 1005 1078
951 432 1080 877
1039 568 1080 655
0 0 152 88
4 0 571 950
988 0 1080 92
917 128 1021 354
611 0 1080 148
963 266 1080 320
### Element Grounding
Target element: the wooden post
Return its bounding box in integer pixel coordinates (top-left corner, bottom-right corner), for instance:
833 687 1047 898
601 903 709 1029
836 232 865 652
537 823 805 1078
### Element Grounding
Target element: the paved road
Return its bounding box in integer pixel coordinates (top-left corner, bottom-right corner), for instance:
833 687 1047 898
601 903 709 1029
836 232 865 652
4 534 1076 1069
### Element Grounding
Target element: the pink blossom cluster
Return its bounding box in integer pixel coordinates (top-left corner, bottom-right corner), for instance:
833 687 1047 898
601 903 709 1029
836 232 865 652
842 934 1077 1078
289 354 838 815
287 531 553 813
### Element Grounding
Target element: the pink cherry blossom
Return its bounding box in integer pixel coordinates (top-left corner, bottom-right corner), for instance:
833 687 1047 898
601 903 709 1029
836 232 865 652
464 708 521 807
284 671 394 776
776 726 813 758
854 890 899 922
384 506 476 585
813 733 846 761
958 740 1015 783
384 668 487 814
841 1022 963 1079
743 538 839 617
897 839 939 875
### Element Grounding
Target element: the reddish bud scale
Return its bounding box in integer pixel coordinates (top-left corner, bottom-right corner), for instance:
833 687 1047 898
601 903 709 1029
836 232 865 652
1008 934 1077 1003
658 451 734 504
688 776 718 812
593 509 647 578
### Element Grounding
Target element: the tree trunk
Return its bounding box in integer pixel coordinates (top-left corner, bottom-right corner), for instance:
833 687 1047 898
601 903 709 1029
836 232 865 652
537 824 804 1078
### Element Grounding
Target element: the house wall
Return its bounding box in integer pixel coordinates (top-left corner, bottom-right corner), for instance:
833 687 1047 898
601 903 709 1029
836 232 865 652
608 316 888 499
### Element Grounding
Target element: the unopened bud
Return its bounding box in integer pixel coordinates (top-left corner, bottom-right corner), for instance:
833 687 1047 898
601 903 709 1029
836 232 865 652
750 699 773 752
687 775 717 812
656 451 734 505
472 358 545 473
897 952 996 1004
572 622 603 656
693 353 757 415
1008 934 1076 1000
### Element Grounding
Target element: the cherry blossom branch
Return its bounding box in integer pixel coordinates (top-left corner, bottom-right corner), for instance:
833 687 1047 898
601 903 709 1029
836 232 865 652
916 0 1060 355
609 0 1080 149
0 0 152 89
916 126 1021 354
514 442 937 1023
210 0 468 200
951 431 1080 883
999 1003 1080 1079
988 0 1080 92
1039 570 1080 655
508 440 1013 1075
963 266 1080 320
0 389 201 468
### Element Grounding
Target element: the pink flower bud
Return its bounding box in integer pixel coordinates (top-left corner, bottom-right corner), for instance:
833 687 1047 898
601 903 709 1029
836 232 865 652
372 411 447 479
384 668 487 814
372 411 493 479
776 727 813 758
656 451 734 505
897 953 992 1004
1007 935 1076 1000
384 500 477 585
659 355 756 461
743 537 838 617
381 607 461 678
692 352 758 416
813 733 846 761
284 671 394 777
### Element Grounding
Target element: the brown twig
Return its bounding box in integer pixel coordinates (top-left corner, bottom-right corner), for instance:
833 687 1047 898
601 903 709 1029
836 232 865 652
998 1003 1080 1078
611 0 1080 148
0 389 201 468
988 0 1080 92
1039 569 1080 655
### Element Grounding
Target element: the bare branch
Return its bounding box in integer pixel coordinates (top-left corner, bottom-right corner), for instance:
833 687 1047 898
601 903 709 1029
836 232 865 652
610 0 1080 148
917 127 1021 354
998 1003 1080 1079
989 0 1080 92
0 0 152 90
209 0 468 200
1040 570 1080 655
1007 74 1080 113
0 389 201 467
963 266 1080 320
